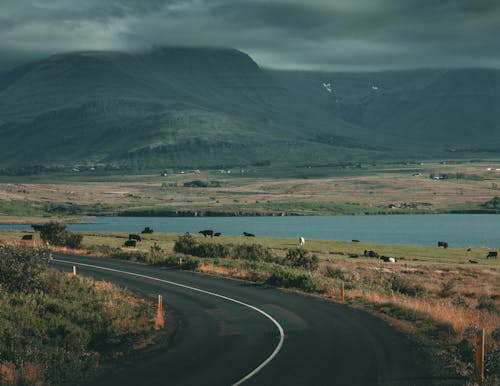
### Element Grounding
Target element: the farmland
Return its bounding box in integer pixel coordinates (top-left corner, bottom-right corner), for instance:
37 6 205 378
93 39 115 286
1 161 500 221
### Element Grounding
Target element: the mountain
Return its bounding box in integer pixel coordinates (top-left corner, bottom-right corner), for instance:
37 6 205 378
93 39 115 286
0 47 499 169
271 68 500 151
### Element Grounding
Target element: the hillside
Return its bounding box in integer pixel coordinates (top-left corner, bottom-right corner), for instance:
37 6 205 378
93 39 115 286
0 47 499 170
271 69 500 151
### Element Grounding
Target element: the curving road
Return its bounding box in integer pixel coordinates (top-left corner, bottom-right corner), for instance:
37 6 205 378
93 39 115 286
51 254 440 386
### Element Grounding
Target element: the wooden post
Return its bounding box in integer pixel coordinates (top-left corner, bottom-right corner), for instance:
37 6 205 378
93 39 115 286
340 282 345 303
475 328 485 385
72 266 77 276
154 294 164 330
157 294 163 312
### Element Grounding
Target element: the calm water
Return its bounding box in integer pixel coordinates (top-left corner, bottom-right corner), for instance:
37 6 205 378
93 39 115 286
1 214 499 247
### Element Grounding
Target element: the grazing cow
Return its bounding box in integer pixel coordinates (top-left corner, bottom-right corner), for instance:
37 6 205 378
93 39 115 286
352 239 360 243
243 232 255 237
124 240 137 248
299 237 305 246
141 227 154 234
199 230 214 237
31 224 43 232
364 250 379 258
129 234 142 242
468 259 478 264
214 232 221 237
437 241 448 249
487 251 498 259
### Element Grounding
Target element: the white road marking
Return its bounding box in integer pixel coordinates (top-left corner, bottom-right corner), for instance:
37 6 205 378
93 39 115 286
53 258 285 386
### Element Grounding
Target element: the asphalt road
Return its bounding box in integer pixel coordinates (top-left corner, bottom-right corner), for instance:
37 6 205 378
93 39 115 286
51 254 440 386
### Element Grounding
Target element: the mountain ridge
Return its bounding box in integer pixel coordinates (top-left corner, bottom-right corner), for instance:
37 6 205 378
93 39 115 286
1 47 499 169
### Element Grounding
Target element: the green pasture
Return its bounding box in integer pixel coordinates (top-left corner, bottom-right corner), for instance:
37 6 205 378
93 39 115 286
2 230 498 267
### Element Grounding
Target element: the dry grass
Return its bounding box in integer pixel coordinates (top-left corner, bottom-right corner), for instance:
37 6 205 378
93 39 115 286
1 161 500 217
321 258 499 360
0 361 45 386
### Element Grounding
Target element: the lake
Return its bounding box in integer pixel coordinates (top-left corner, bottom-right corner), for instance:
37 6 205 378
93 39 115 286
1 214 499 247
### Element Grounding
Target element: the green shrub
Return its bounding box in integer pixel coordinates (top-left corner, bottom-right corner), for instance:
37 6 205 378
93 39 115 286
39 221 83 249
155 254 201 270
232 244 276 261
173 233 197 254
0 246 50 293
325 265 345 280
266 266 324 293
283 248 319 271
173 233 230 258
0 246 155 385
196 242 230 258
476 295 498 313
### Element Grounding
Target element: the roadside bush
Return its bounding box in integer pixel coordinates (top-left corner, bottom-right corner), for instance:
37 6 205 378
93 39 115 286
266 266 324 293
325 265 345 281
196 242 230 258
39 221 83 249
173 233 197 254
0 246 50 293
155 254 201 270
476 295 498 314
173 233 230 258
388 274 425 297
0 246 155 385
283 248 319 271
232 244 276 262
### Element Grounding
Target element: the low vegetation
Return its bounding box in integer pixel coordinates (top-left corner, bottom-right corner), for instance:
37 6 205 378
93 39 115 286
0 246 157 385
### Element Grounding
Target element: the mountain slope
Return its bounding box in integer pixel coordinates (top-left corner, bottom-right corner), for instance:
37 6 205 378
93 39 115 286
0 48 383 168
1 48 499 169
271 69 500 150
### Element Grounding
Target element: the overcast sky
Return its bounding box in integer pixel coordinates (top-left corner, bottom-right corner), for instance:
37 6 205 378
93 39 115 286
1 0 499 71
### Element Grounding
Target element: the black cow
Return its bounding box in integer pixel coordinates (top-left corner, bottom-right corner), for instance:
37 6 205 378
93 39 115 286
124 240 137 248
437 241 448 249
21 235 33 240
243 232 255 237
129 234 142 242
487 251 497 259
364 250 379 258
352 239 360 243
199 230 214 237
214 232 221 237
141 227 154 234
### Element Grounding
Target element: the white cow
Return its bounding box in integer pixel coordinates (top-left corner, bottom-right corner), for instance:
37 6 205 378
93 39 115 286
299 237 305 246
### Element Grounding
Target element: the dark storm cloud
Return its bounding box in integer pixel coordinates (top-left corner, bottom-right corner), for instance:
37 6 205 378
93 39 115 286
1 0 499 71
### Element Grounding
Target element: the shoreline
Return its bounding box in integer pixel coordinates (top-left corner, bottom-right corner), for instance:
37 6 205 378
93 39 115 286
0 209 498 225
